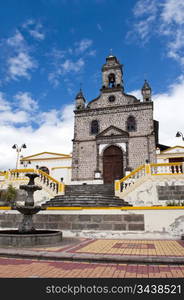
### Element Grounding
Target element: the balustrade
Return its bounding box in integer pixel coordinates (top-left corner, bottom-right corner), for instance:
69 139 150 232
116 162 184 195
4 169 64 196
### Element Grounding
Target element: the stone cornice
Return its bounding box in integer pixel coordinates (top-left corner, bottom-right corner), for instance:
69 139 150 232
74 102 153 116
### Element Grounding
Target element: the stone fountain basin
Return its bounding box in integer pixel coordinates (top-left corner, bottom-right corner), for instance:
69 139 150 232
0 230 62 247
16 205 42 215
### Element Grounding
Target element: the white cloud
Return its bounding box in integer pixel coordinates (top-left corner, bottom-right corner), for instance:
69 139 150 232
48 58 85 87
75 39 93 54
130 77 184 147
0 104 74 170
14 92 39 111
8 52 37 80
161 0 184 24
128 0 184 66
0 92 11 111
61 58 85 73
0 110 29 125
97 23 103 32
22 19 45 40
6 30 25 48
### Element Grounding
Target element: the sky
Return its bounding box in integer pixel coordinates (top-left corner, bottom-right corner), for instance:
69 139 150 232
0 0 184 170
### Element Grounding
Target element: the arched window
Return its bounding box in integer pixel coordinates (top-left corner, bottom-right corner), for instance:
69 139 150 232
126 116 136 132
39 166 50 175
91 120 99 134
108 73 116 88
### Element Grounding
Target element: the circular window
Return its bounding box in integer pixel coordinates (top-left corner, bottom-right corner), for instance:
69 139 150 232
108 95 115 102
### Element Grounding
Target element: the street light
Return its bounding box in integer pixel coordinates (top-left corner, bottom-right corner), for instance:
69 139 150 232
20 155 31 168
176 131 184 141
12 144 27 169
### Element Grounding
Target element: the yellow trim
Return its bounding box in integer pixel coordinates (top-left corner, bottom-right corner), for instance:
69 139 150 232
119 165 145 184
158 155 184 159
46 206 184 210
21 157 72 161
160 146 184 154
115 181 120 191
21 151 71 160
0 207 11 210
0 206 183 211
10 168 35 173
150 162 182 167
51 166 72 170
152 173 184 176
145 164 151 174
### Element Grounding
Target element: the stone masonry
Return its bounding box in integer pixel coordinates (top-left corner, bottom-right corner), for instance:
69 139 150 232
72 54 157 183
0 213 145 231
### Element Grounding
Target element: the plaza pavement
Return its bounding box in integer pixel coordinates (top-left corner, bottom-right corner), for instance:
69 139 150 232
0 238 184 278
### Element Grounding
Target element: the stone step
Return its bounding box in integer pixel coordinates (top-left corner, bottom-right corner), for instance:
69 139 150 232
43 183 131 208
43 197 131 207
65 184 115 196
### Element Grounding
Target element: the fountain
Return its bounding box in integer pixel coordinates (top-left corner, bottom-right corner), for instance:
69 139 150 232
0 173 62 247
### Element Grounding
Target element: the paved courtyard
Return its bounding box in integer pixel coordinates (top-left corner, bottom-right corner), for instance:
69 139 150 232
0 238 184 278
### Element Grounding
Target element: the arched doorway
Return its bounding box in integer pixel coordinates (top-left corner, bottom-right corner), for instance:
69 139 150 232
103 145 123 183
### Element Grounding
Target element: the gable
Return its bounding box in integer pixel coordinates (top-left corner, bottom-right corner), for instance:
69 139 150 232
97 126 129 138
21 152 72 161
161 146 184 154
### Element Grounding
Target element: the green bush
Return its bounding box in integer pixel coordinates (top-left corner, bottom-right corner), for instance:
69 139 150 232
166 200 184 206
0 185 17 206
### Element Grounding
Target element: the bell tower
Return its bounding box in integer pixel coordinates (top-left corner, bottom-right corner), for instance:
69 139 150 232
101 54 124 92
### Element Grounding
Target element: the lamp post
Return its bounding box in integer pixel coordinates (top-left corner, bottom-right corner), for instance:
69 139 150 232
176 131 184 141
12 144 27 169
20 156 31 169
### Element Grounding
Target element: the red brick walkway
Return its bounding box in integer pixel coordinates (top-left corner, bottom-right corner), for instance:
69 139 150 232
0 257 184 278
0 238 184 278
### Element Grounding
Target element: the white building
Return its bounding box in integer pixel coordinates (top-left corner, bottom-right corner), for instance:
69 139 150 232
20 152 72 185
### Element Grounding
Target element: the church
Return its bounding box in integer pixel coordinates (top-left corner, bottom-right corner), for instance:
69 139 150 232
71 54 158 185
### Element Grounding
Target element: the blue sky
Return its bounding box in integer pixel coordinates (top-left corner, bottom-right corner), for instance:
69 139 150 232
0 0 184 169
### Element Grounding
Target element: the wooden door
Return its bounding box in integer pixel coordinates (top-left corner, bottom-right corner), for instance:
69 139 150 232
103 146 123 183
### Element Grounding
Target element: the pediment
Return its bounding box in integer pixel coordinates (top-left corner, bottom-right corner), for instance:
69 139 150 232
161 146 184 154
21 152 71 161
97 126 129 138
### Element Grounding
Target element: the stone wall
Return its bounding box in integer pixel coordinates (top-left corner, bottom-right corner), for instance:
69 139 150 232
72 102 156 181
0 213 144 231
157 185 184 201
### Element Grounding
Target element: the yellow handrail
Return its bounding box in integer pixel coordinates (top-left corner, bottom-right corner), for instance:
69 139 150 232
4 168 65 194
116 162 184 194
119 164 145 183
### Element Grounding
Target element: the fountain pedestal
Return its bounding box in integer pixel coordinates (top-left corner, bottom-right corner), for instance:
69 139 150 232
0 173 62 247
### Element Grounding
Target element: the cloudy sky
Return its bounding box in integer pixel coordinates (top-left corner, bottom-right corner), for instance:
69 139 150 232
0 0 184 170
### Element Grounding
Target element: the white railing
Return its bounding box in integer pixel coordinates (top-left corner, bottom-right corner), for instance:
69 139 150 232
115 162 183 195
1 168 65 197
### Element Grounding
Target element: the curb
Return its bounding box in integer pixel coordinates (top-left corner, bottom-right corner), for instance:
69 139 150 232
0 249 183 265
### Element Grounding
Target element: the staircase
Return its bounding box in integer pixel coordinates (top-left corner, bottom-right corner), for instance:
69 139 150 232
43 183 131 207
115 162 184 206
0 169 64 204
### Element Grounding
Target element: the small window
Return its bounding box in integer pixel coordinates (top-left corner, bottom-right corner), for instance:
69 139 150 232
108 95 115 102
91 120 99 134
127 116 136 132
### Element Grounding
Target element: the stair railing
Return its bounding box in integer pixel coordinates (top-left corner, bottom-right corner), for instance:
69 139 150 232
3 169 65 196
115 162 184 195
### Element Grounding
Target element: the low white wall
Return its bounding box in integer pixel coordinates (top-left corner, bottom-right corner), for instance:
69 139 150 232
118 175 184 206
0 208 183 239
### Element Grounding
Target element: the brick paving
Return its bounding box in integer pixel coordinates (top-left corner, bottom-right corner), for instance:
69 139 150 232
0 238 183 278
0 257 184 278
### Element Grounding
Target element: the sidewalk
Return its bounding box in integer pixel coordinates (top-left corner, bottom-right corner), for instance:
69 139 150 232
0 237 184 264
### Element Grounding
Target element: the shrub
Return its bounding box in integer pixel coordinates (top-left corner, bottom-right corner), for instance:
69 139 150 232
0 185 17 206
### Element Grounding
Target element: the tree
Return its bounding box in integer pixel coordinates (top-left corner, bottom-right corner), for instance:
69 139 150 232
0 185 17 206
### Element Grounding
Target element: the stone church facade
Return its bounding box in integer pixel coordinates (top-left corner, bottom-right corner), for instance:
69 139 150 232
71 54 158 184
